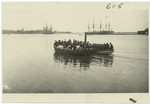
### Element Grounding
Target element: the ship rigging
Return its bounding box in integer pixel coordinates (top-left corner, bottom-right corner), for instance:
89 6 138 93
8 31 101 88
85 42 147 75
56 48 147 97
87 20 114 34
42 23 55 34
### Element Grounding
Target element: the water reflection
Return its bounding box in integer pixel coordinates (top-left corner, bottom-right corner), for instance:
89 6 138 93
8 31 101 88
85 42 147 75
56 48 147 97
92 54 114 67
53 52 114 69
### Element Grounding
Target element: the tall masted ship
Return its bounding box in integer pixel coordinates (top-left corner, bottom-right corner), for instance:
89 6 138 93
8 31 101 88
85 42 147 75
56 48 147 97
42 23 55 34
86 20 114 35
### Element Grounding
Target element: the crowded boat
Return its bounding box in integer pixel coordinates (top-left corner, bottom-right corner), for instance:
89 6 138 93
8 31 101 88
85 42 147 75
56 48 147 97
54 39 114 51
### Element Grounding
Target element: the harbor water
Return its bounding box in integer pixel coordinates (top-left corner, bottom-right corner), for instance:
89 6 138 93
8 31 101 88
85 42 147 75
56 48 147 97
2 34 148 93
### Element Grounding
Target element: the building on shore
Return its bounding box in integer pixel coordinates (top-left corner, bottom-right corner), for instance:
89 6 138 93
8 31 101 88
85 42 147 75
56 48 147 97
138 28 148 35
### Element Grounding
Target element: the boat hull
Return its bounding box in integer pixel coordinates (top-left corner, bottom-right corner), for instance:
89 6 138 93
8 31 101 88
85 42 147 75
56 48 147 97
85 31 114 35
54 48 114 56
54 48 96 56
42 32 55 34
96 49 114 55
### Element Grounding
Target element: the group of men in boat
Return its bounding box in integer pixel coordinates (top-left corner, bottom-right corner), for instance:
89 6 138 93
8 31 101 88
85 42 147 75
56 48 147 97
54 39 114 51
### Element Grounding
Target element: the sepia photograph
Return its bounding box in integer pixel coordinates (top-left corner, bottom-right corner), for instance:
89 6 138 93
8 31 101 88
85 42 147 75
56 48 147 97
2 2 149 103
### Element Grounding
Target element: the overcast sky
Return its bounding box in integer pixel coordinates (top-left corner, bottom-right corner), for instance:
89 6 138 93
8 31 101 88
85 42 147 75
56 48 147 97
2 2 149 32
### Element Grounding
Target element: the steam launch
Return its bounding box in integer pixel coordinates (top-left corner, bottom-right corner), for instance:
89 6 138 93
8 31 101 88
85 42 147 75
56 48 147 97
85 20 114 35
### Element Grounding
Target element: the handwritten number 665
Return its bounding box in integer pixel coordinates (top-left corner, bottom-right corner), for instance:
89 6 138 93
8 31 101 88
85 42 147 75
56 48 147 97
106 3 124 9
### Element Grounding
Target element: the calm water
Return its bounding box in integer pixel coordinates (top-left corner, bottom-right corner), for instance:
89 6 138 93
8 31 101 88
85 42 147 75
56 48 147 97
2 34 148 93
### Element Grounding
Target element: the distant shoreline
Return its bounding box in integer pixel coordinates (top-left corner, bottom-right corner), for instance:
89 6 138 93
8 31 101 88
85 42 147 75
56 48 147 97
2 30 148 35
2 33 148 35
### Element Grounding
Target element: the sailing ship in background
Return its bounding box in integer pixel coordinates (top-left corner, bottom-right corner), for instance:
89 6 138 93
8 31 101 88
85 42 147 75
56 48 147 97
42 23 56 34
86 20 114 35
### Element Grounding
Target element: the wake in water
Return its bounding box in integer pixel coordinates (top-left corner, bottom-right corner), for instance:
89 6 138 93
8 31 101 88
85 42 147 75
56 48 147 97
114 50 148 64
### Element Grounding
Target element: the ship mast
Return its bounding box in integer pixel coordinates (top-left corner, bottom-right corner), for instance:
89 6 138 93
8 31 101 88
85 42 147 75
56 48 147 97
100 20 102 32
88 22 90 32
93 19 95 32
105 23 107 31
108 22 110 31
46 23 48 30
